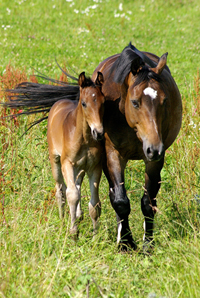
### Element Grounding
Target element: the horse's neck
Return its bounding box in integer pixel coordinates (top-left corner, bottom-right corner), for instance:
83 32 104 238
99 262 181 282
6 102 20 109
118 83 127 115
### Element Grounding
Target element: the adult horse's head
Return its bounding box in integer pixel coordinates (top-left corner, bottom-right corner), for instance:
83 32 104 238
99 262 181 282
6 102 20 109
111 45 170 161
78 71 105 141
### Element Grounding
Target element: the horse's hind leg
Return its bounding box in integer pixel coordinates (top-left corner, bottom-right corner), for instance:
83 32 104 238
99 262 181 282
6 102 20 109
88 165 102 235
49 153 66 219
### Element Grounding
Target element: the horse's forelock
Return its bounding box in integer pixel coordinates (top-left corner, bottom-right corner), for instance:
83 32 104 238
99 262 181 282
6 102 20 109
133 66 162 87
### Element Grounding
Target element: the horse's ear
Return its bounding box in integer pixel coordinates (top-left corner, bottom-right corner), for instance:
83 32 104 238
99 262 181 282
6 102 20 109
131 56 144 76
78 72 86 88
153 53 168 75
95 71 104 88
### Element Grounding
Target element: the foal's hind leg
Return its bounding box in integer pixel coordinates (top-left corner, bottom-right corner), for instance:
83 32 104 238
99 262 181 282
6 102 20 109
88 164 102 235
49 153 66 219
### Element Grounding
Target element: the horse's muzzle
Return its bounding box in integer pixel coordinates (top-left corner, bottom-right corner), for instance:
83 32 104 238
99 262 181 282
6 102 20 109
143 142 165 161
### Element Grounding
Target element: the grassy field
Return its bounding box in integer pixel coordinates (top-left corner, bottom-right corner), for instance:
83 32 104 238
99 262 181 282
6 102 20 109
1 0 200 297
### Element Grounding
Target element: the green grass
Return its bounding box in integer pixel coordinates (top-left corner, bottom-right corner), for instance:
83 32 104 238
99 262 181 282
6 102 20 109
1 0 200 297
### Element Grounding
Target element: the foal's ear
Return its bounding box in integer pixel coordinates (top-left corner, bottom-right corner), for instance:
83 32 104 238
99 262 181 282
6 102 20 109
153 52 168 75
78 72 86 88
95 71 104 88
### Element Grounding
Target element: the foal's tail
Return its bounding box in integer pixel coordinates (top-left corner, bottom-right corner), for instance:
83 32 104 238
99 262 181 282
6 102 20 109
1 70 80 130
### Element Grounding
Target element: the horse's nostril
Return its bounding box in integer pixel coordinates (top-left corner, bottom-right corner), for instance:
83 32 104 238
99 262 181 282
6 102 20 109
147 147 155 159
147 147 151 155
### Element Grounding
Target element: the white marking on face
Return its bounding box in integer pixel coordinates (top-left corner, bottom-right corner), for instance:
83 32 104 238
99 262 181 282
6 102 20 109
117 222 122 244
144 87 157 100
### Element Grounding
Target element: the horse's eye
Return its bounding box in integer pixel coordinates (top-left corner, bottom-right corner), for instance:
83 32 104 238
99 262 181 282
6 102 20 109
81 101 87 108
163 97 168 105
131 100 139 109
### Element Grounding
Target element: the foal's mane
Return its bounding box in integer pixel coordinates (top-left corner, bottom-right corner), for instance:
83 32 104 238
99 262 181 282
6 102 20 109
110 43 162 86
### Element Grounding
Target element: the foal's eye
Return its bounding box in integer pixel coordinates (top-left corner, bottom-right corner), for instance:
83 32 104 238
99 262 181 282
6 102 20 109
81 101 87 108
131 100 139 109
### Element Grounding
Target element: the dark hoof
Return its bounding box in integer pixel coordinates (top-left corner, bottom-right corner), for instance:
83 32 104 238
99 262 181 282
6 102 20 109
118 238 137 252
143 238 155 255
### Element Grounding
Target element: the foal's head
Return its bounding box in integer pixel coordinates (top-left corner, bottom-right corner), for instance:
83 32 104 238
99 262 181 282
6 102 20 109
78 72 105 141
112 46 169 161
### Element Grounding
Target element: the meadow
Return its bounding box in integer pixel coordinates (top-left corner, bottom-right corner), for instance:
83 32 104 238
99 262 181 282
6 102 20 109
0 0 200 297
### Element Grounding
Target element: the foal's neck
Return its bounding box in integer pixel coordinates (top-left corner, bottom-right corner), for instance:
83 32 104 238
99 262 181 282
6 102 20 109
75 101 91 142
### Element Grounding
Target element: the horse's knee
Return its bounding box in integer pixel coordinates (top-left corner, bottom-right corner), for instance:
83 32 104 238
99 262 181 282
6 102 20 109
109 188 130 218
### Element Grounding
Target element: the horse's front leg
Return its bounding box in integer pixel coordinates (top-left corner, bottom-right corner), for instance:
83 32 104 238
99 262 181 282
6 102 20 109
142 157 164 251
88 163 102 235
104 151 137 250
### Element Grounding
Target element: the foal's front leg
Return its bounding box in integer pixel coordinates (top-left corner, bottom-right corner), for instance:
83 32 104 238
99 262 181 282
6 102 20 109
142 157 164 251
62 159 84 236
88 164 102 235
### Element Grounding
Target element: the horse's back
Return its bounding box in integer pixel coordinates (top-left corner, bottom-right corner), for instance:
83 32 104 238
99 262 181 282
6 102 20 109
92 54 121 101
47 99 77 156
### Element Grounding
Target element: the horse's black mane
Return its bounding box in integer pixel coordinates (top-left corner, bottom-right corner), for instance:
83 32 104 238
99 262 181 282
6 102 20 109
110 43 162 85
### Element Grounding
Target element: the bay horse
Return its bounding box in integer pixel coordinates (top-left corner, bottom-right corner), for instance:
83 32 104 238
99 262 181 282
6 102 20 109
3 71 105 236
92 43 182 250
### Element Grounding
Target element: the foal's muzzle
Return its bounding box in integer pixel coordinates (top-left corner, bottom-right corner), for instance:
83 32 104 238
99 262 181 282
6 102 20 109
91 128 104 141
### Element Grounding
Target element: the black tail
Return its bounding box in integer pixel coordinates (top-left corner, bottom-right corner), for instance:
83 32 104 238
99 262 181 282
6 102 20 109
1 69 80 131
